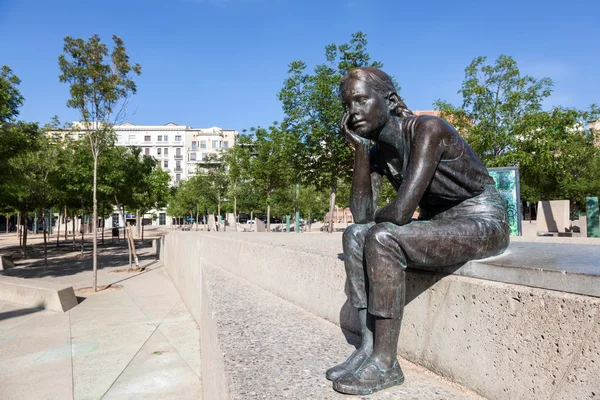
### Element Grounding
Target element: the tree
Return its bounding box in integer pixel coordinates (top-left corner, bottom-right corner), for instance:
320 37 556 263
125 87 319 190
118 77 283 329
202 154 229 219
240 125 292 231
0 65 24 124
279 32 386 232
434 55 553 167
515 106 600 214
1 122 43 257
132 163 171 239
0 66 27 200
59 34 141 291
12 134 62 265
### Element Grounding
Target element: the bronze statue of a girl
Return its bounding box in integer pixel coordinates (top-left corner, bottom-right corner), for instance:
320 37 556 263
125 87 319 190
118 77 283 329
328 67 509 395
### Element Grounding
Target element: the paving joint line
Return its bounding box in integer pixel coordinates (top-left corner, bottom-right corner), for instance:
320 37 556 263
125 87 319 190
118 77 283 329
157 299 202 380
69 310 75 400
99 268 184 398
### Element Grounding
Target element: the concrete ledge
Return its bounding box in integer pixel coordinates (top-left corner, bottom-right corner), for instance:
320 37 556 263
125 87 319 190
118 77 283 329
162 231 600 400
1 255 15 270
0 275 78 312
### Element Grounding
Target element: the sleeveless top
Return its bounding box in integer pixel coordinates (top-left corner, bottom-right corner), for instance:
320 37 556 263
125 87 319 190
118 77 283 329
370 116 495 210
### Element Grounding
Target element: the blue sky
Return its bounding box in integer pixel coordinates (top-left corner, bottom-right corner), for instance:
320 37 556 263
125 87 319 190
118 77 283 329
1 0 598 131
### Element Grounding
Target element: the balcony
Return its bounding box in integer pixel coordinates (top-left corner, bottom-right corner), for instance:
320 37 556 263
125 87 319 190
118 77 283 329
174 154 183 160
174 168 183 172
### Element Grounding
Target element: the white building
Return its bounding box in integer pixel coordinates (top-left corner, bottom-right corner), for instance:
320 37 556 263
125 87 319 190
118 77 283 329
49 122 238 228
110 122 238 226
114 122 238 184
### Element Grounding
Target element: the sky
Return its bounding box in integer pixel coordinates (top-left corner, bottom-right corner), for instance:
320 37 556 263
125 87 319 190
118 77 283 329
1 0 599 132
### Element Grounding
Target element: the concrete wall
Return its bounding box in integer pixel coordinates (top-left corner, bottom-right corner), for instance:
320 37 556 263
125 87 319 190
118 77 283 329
161 231 600 400
160 233 229 400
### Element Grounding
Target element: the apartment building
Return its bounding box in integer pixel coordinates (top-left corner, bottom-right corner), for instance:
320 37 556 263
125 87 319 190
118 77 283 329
113 122 238 184
59 122 238 226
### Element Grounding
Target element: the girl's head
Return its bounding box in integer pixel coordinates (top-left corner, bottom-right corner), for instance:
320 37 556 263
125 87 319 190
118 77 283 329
340 67 413 118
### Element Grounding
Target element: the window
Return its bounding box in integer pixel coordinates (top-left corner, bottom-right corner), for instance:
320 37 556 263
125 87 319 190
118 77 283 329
176 160 181 170
200 153 205 161
164 135 169 141
191 141 197 150
159 212 166 225
157 148 162 155
223 141 229 149
128 135 135 143
164 160 168 168
164 148 168 156
175 173 181 183
212 140 219 149
144 148 150 156
157 135 162 141
190 152 196 161
175 135 182 142
144 135 151 142
200 141 206 149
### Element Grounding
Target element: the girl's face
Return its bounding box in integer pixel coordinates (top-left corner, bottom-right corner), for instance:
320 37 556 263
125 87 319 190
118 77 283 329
342 78 390 140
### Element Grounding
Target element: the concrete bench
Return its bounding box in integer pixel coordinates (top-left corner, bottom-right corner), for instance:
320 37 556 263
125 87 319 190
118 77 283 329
0 275 78 312
161 231 600 400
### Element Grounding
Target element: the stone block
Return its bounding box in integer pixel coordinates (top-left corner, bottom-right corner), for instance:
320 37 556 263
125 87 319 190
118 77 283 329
254 218 265 232
536 200 570 233
207 214 217 231
0 275 78 312
1 255 16 270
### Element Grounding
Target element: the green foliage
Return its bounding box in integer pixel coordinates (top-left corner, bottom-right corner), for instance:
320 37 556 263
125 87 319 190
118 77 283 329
0 122 43 210
278 31 385 196
59 34 141 136
515 106 600 212
436 54 600 211
435 55 553 167
0 65 24 123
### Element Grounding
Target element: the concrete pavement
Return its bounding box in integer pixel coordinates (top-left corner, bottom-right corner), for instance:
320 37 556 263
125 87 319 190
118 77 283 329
0 242 201 400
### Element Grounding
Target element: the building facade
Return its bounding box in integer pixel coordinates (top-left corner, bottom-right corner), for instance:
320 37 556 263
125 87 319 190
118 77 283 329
59 122 238 227
114 122 238 185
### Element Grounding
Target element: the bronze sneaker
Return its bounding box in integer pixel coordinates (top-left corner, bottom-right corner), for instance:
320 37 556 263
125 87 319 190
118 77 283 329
325 348 370 382
333 360 405 395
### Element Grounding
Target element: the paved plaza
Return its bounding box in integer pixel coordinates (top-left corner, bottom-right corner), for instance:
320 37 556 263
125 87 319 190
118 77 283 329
0 233 201 400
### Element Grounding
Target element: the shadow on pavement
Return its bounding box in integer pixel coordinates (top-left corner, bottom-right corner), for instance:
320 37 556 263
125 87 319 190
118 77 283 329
0 305 44 322
0 240 156 280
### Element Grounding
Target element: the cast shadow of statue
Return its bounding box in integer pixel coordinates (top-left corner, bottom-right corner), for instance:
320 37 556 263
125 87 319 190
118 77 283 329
337 252 463 347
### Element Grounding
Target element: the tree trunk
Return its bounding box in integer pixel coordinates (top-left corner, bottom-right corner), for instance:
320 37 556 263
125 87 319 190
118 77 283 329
328 180 337 233
234 192 237 223
80 206 85 257
64 207 68 241
136 208 140 238
17 211 21 247
72 212 76 251
101 203 105 245
266 193 271 232
122 206 132 267
22 211 28 258
308 211 311 232
42 207 48 267
56 207 61 248
217 197 221 224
